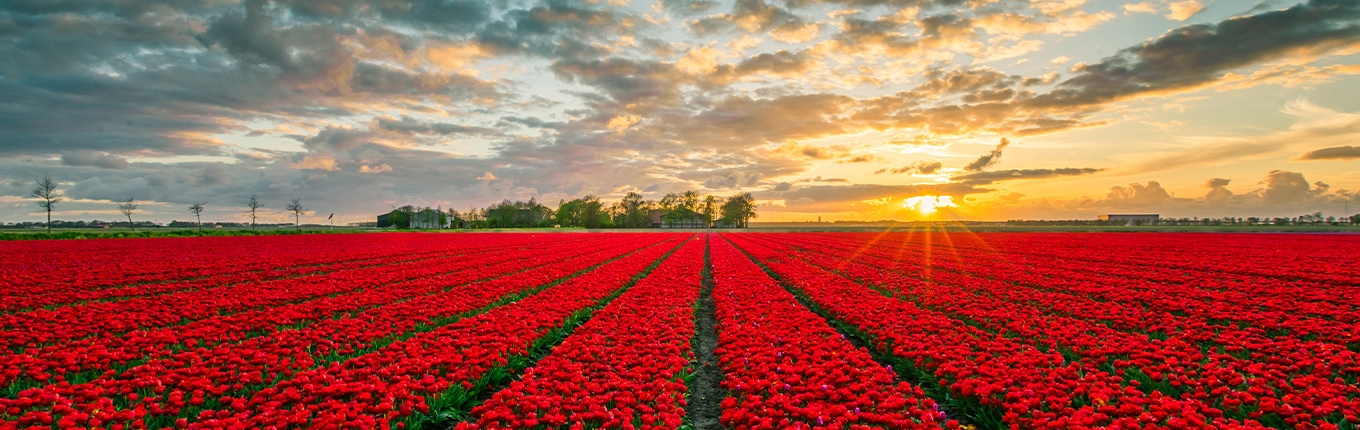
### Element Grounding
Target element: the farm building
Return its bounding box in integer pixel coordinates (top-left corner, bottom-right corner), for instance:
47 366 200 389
408 209 446 229
1099 214 1160 225
376 208 450 228
648 209 706 228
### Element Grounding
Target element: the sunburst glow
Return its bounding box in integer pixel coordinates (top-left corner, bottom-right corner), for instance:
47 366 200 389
903 195 957 215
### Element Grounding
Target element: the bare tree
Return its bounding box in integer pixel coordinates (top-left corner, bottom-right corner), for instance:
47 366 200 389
31 175 60 233
286 198 306 229
246 195 263 230
118 198 138 231
188 202 207 230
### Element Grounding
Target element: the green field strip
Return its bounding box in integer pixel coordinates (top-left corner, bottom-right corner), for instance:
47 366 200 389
682 234 724 430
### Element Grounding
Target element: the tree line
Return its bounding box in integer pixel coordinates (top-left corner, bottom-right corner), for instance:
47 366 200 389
27 174 315 232
383 191 758 229
26 174 756 231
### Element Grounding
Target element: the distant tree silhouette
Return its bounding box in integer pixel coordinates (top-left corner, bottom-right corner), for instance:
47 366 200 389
246 195 263 230
188 202 206 230
31 175 60 233
286 198 306 229
720 192 757 228
118 198 138 231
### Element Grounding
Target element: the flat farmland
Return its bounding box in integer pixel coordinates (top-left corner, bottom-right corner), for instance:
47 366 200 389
1 232 1357 429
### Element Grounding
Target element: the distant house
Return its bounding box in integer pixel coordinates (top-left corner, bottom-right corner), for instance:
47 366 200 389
377 209 447 229
409 209 445 229
1099 214 1159 226
515 208 546 227
648 209 706 228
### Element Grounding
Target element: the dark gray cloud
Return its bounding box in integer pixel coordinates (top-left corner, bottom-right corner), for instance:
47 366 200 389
197 0 353 88
963 137 1009 171
1031 0 1360 109
1295 145 1360 160
951 167 1103 185
474 0 632 58
552 57 687 105
376 116 498 136
689 0 809 36
302 125 373 152
60 151 130 170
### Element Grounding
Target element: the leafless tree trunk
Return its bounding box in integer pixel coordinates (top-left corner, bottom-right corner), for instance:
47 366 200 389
31 175 60 233
118 198 138 231
286 198 306 230
189 202 206 231
246 195 263 230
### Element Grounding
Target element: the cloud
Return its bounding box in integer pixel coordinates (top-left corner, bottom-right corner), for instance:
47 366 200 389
1123 2 1159 14
701 170 766 189
1127 98 1360 173
1259 169 1328 204
1031 0 1360 109
359 164 393 173
375 116 497 136
303 125 372 152
964 137 1010 171
875 160 942 175
1204 177 1233 203
690 0 811 37
951 167 1103 185
1295 145 1360 160
607 114 642 131
663 0 720 15
291 154 340 171
840 154 879 163
1166 0 1206 21
1103 181 1178 208
60 151 130 170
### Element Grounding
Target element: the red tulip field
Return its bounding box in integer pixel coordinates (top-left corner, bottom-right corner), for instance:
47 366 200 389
1 232 1358 429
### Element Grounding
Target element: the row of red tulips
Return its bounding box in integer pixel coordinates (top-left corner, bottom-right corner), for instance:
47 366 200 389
0 234 601 352
0 234 565 315
708 236 947 429
2 234 671 428
179 234 688 429
1 234 611 390
770 233 1360 380
0 234 483 307
727 232 1359 429
459 237 707 429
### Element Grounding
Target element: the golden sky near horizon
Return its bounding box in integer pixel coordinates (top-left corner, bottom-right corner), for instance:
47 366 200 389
1 0 1358 223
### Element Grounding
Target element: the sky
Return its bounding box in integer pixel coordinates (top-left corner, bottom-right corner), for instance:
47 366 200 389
1 0 1359 224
